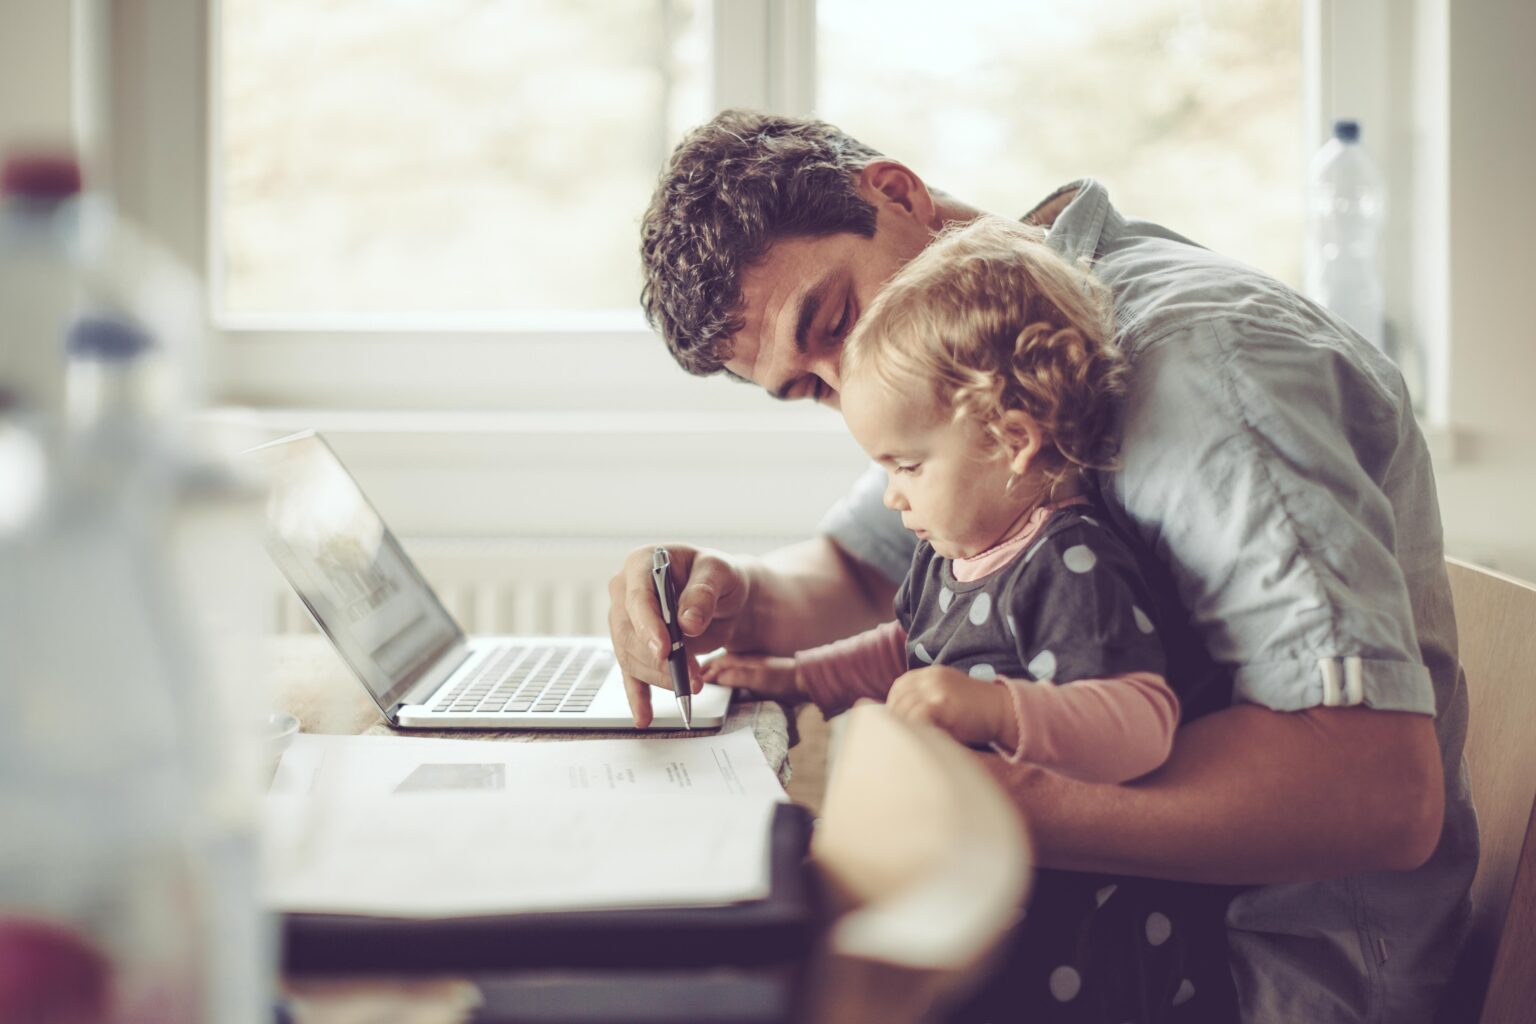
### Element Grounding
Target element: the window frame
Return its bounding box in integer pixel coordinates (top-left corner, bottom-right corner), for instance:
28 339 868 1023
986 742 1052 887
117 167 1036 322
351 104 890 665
196 0 818 413
100 0 1433 419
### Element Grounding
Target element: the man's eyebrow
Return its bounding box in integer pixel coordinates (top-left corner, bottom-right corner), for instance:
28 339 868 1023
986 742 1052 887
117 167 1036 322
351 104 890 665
763 275 837 400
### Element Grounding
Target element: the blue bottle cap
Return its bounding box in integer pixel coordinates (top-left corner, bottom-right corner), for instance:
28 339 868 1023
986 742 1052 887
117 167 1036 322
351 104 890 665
1333 119 1361 143
66 316 154 361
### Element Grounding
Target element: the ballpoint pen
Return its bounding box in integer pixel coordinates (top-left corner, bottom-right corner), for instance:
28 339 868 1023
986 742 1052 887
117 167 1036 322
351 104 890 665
651 547 693 730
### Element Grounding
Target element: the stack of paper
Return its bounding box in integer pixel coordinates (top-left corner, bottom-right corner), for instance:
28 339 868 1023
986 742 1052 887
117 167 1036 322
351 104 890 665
264 730 787 917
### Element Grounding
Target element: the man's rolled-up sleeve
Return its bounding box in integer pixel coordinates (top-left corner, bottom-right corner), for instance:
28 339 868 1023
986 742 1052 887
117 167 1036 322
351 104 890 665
1104 318 1435 715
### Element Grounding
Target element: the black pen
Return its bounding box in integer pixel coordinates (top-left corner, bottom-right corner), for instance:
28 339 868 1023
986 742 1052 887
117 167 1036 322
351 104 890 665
651 547 693 729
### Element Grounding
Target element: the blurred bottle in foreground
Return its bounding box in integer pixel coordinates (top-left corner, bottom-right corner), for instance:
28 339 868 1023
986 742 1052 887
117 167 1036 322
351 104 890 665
0 152 270 1024
0 155 83 440
1306 118 1387 353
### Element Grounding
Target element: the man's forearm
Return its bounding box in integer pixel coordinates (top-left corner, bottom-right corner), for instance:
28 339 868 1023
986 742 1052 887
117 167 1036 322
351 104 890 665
736 537 896 655
981 702 1446 885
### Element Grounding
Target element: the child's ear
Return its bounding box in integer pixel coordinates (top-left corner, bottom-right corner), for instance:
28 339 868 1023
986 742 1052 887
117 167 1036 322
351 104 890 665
998 410 1046 477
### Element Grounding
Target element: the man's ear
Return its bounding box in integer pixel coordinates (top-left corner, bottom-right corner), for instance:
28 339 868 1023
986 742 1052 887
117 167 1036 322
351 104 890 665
998 410 1046 477
857 160 939 227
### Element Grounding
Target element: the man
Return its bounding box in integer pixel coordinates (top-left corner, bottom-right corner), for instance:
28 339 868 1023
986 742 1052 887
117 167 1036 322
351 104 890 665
609 110 1473 1021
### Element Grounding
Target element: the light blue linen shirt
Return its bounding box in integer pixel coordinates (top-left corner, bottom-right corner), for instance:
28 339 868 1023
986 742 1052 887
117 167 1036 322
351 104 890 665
821 180 1475 1023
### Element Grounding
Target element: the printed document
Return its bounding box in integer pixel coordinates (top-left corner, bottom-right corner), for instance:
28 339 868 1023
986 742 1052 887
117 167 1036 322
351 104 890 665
264 729 787 917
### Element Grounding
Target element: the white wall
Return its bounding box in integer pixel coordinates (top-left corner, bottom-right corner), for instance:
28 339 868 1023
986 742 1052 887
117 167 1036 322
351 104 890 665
0 0 73 154
1431 0 1536 580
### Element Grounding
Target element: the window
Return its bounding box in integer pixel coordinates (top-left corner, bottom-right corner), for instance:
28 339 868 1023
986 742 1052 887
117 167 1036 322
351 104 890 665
104 0 1456 546
215 0 1304 330
215 0 706 324
815 0 1305 286
105 0 1384 416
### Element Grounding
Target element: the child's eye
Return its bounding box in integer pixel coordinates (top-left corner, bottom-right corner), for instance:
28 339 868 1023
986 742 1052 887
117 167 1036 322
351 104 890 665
895 463 922 475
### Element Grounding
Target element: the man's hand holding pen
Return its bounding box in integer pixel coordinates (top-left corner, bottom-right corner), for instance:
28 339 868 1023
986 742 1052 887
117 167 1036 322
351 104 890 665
607 543 751 728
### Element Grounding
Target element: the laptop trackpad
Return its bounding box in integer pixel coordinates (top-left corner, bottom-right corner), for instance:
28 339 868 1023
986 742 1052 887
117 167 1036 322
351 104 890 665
629 681 733 726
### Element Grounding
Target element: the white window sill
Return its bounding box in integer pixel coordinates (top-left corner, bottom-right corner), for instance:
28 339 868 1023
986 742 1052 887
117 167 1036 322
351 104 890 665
202 405 1461 461
203 405 849 437
201 405 871 540
198 407 1463 541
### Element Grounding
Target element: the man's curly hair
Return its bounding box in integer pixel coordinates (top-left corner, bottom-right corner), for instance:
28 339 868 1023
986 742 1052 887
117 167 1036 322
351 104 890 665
639 109 884 376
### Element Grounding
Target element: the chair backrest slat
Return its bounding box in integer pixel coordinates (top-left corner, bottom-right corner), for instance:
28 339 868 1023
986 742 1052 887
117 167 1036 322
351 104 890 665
1444 558 1536 1023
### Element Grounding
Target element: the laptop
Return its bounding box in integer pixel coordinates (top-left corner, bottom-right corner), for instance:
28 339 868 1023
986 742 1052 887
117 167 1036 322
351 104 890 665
250 431 731 731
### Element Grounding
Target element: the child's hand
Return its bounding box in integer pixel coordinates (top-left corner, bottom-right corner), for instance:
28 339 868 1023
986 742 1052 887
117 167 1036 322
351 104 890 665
887 665 1015 749
699 653 805 703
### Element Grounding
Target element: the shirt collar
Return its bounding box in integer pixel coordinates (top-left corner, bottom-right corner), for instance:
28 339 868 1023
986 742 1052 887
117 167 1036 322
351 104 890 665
950 497 1093 583
1025 177 1122 266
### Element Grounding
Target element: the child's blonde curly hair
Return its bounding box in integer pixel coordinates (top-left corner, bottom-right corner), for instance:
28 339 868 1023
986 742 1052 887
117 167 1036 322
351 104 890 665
842 215 1128 493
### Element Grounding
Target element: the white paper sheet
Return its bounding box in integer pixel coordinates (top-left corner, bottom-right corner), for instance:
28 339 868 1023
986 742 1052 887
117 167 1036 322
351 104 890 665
269 728 786 801
263 730 787 917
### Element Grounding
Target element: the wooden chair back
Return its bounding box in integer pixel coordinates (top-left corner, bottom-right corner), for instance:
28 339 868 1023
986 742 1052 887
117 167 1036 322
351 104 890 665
804 703 1032 1024
1444 558 1536 1023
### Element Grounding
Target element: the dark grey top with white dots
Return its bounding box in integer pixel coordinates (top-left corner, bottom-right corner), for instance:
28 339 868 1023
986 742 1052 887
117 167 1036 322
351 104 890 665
895 505 1169 690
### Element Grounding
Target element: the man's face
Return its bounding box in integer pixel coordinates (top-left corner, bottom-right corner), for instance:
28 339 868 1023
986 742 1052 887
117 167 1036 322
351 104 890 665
724 185 935 409
840 373 1019 560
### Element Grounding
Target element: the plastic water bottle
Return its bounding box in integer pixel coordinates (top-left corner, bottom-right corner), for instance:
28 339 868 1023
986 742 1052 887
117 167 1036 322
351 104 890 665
2 319 207 1024
0 153 207 424
0 155 84 426
1306 119 1387 352
0 152 271 1024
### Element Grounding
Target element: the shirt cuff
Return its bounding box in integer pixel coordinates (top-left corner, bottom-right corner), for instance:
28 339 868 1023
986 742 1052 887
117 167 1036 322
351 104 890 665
989 678 1035 766
1232 657 1436 715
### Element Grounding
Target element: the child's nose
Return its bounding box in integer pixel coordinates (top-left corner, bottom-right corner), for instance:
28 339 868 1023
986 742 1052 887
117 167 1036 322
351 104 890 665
883 480 907 511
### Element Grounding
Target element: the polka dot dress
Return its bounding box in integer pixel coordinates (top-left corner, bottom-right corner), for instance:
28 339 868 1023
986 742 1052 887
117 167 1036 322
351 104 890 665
892 505 1241 1023
942 870 1242 1023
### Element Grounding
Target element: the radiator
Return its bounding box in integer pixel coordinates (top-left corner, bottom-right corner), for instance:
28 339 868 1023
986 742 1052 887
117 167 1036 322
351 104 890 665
271 537 794 638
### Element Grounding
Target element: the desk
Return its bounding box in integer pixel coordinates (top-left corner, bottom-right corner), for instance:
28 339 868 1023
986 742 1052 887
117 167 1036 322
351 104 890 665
265 636 801 1024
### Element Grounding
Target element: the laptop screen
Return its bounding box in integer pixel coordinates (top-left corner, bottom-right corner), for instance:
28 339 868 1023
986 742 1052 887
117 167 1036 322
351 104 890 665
253 432 463 711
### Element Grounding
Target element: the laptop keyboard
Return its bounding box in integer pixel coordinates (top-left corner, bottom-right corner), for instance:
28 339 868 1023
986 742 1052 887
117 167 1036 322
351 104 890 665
436 644 614 715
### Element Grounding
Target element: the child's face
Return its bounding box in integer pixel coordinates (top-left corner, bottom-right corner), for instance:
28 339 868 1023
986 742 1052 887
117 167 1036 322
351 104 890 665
841 373 1029 560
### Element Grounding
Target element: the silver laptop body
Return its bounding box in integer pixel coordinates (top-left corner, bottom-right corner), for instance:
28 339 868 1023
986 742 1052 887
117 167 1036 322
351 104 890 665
251 431 730 730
